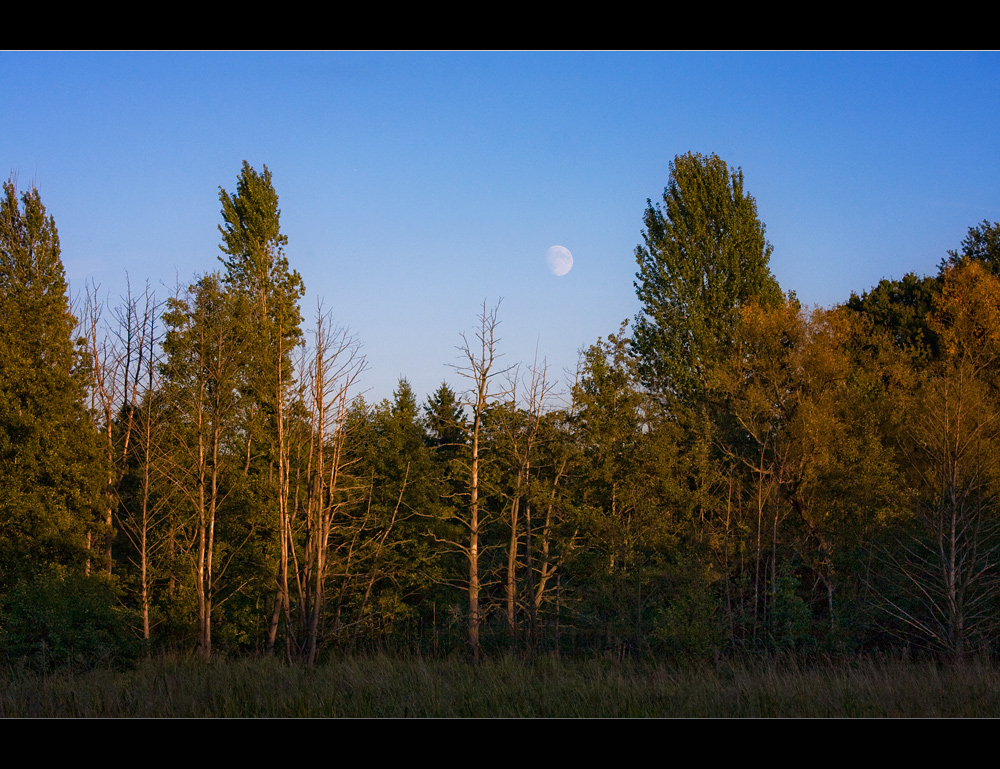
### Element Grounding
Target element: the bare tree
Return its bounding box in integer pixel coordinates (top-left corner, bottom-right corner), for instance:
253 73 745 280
84 279 159 577
497 356 551 645
450 300 511 663
887 363 1000 659
105 284 171 640
880 262 1000 659
529 416 573 634
297 307 366 663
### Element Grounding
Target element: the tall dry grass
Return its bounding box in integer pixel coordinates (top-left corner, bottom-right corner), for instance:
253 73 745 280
2 654 998 717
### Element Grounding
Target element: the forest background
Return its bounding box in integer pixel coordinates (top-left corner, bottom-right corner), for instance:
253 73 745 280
4 52 1000 670
4 149 1000 668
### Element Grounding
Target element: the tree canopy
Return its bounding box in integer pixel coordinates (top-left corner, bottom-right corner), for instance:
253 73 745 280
632 152 782 409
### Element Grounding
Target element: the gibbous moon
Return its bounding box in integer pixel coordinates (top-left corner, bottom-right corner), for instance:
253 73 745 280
546 245 573 276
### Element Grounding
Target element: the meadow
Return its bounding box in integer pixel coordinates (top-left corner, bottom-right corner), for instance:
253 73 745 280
2 654 998 717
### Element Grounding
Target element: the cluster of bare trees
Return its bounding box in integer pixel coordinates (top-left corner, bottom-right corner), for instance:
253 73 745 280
84 281 163 633
79 163 377 661
83 281 370 660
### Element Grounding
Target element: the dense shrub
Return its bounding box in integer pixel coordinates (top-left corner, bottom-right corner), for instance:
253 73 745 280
0 568 139 671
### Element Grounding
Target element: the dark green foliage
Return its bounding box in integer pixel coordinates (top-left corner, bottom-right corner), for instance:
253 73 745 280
423 382 469 539
651 558 726 660
334 381 445 648
1 568 138 671
424 382 468 456
846 221 1000 366
625 156 792 657
564 327 700 658
941 219 1000 275
845 272 942 363
0 179 102 589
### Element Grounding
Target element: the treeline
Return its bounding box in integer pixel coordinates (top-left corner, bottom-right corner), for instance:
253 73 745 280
3 154 1000 667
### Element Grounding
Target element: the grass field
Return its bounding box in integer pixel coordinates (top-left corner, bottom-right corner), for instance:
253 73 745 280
2 654 998 717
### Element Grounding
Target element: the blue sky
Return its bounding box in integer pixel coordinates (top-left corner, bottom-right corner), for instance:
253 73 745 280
4 51 999 407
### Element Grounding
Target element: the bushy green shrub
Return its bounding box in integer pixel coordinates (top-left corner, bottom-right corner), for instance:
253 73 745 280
0 567 139 671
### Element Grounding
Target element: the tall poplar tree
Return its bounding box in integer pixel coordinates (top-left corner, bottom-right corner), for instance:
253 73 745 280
217 161 305 652
218 161 305 429
629 154 783 651
632 152 782 410
0 179 101 587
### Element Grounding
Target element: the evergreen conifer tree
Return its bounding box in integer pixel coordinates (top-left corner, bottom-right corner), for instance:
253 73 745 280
0 179 101 588
424 382 468 458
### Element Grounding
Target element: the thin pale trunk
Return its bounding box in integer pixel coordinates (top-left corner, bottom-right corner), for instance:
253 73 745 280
266 582 282 653
457 301 502 665
139 451 151 641
469 408 481 665
140 521 150 640
276 325 294 658
196 433 209 657
525 493 535 637
506 494 520 640
139 336 155 642
534 456 567 613
309 386 347 662
139 425 152 641
304 363 325 664
104 404 115 575
754 498 761 632
192 377 209 658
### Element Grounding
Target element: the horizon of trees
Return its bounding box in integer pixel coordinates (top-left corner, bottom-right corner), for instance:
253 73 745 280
3 155 1000 668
